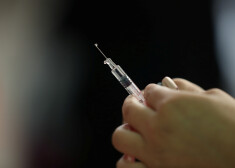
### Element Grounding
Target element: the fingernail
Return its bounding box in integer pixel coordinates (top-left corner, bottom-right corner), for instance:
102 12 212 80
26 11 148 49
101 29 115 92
162 76 178 90
124 154 135 162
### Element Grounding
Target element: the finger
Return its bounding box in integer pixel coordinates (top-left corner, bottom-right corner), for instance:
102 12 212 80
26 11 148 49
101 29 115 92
122 96 156 134
116 156 147 168
112 124 145 159
162 76 178 90
173 78 204 92
205 88 235 101
123 154 135 162
144 84 178 111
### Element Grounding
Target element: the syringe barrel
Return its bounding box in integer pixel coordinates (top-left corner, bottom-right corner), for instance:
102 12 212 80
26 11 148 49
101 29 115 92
111 66 145 104
111 65 126 81
125 82 145 104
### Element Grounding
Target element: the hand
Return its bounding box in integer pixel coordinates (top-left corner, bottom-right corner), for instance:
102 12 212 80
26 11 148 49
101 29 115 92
112 78 235 168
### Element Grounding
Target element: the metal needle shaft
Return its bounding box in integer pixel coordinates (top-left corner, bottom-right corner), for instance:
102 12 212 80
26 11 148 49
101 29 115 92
94 43 108 59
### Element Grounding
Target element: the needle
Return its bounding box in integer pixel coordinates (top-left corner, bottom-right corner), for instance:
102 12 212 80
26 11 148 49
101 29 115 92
94 43 107 59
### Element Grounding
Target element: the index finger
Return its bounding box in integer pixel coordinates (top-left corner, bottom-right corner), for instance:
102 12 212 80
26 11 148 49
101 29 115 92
144 84 178 111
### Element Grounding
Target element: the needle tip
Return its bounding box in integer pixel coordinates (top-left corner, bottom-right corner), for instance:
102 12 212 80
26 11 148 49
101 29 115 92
94 43 108 59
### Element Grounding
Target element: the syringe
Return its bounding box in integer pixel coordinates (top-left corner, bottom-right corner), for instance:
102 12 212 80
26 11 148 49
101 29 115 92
94 43 145 104
94 44 178 162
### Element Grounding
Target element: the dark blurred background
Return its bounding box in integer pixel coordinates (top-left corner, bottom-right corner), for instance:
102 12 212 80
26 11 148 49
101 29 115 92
0 0 226 167
60 0 221 167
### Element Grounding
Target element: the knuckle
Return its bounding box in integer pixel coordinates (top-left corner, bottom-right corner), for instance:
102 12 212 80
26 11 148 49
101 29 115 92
112 128 121 150
144 83 156 92
172 78 184 84
122 102 130 118
158 94 186 113
116 158 123 168
122 98 135 119
144 116 157 135
159 96 177 110
122 100 129 113
172 78 186 86
206 88 222 95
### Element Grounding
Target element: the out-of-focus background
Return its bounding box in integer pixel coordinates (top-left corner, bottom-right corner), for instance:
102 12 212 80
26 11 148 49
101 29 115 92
0 0 234 167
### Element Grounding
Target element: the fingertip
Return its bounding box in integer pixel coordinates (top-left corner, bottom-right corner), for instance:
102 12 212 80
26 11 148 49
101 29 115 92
124 95 134 102
117 156 147 168
144 83 160 98
124 94 142 105
122 95 138 112
162 76 178 90
144 83 157 90
144 83 169 99
112 127 118 149
112 125 126 151
144 83 177 111
111 125 144 158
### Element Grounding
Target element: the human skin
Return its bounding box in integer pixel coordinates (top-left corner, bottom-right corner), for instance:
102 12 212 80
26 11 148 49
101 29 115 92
112 78 235 168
